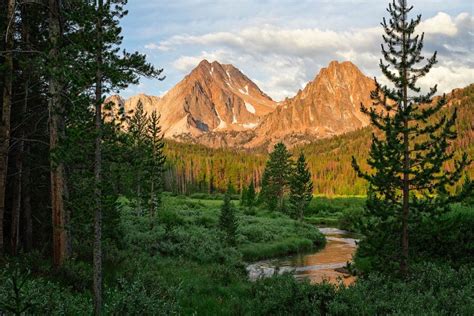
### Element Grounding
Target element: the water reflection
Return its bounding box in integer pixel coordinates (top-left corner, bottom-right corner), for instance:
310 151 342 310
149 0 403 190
246 227 358 285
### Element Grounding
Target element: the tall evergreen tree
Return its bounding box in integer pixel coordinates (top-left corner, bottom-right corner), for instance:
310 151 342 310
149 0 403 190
260 143 293 212
219 184 238 246
352 0 471 275
0 0 15 256
289 153 313 220
85 1 163 313
146 110 166 224
48 0 70 268
128 100 150 211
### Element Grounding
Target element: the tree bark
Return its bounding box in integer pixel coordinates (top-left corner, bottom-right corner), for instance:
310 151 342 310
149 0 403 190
10 152 22 255
10 0 34 256
93 0 103 314
48 0 68 267
0 0 16 256
400 2 410 276
23 145 33 251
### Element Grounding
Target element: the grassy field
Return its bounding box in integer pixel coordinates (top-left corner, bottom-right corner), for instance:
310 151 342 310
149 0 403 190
2 194 472 315
162 194 326 261
112 193 327 313
303 196 366 231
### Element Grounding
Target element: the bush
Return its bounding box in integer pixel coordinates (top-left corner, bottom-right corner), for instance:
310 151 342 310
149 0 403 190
329 263 474 315
412 205 474 266
338 206 365 232
104 278 180 315
0 265 91 315
157 226 242 264
246 274 336 315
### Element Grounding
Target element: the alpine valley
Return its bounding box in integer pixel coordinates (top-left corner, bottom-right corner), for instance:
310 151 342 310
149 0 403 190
107 60 474 195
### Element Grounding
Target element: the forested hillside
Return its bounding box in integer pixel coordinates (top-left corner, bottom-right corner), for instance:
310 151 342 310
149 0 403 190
164 85 474 195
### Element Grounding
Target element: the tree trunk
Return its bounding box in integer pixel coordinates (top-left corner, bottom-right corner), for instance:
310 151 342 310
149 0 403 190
10 151 22 255
0 0 16 256
93 0 103 314
23 145 33 251
48 0 69 267
10 0 34 256
400 3 410 276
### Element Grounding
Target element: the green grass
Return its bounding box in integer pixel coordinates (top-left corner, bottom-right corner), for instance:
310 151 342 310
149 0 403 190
160 194 326 261
2 194 472 315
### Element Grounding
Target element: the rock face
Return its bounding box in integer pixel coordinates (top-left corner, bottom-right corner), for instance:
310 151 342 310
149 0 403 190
106 60 276 138
107 60 376 150
248 61 375 149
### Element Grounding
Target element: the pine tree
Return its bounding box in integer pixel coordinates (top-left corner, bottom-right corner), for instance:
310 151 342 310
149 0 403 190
289 153 313 220
247 180 256 207
146 110 166 224
219 185 238 246
240 185 248 206
84 2 163 313
260 143 293 212
128 100 150 211
0 0 15 256
352 0 471 275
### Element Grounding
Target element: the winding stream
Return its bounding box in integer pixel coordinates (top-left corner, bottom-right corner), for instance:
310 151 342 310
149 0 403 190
246 227 358 285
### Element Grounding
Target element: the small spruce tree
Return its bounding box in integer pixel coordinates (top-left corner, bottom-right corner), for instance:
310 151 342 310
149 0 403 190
240 185 249 206
352 0 471 275
219 185 238 246
289 153 313 220
247 180 257 207
260 143 293 212
146 110 166 224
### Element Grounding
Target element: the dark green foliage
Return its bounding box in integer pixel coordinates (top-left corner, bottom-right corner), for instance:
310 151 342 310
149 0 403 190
219 188 238 246
146 110 166 221
289 153 313 220
411 204 474 267
247 181 257 206
260 143 293 211
329 263 474 315
246 274 336 316
241 180 257 208
352 0 472 274
240 185 248 206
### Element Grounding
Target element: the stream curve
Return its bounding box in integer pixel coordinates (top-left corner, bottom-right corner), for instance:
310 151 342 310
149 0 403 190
246 227 358 285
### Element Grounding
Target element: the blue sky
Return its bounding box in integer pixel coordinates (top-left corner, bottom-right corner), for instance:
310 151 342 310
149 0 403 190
120 0 473 100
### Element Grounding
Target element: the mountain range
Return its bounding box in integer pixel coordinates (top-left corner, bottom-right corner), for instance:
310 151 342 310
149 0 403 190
107 60 377 150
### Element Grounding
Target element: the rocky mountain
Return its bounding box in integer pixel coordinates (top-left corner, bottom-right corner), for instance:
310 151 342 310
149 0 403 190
106 60 276 138
248 61 375 148
107 60 376 150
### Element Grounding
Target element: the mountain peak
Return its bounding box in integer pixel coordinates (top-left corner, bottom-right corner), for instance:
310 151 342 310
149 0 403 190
327 60 355 67
323 60 363 76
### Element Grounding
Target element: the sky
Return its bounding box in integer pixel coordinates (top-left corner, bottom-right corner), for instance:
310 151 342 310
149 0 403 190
119 0 474 101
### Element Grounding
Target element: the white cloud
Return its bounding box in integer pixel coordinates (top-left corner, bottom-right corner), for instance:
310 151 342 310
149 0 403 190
419 12 459 36
418 64 474 93
145 43 160 50
154 25 382 58
148 11 473 100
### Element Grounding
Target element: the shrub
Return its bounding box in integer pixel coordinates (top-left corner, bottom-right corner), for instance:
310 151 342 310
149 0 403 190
246 274 336 315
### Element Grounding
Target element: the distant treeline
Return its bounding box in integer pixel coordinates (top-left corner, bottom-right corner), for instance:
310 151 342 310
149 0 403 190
164 85 474 196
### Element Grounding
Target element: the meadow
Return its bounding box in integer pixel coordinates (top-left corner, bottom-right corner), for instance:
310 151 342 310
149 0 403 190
2 194 472 315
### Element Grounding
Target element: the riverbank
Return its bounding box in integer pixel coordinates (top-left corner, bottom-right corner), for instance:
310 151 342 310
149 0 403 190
247 227 358 286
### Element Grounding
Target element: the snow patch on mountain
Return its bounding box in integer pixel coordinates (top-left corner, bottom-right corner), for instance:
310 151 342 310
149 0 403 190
245 102 256 114
243 122 258 129
239 85 249 95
